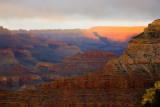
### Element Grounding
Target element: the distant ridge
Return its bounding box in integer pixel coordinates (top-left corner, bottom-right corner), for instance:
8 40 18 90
0 20 159 107
89 26 146 41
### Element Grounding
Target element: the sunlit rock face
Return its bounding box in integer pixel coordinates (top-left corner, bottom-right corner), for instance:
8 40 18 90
108 19 160 75
13 27 145 56
35 62 56 74
0 20 159 107
89 26 146 41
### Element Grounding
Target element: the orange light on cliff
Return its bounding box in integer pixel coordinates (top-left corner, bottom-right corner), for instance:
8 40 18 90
89 26 146 41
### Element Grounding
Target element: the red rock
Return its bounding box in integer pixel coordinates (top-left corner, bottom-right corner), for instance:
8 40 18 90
13 50 32 57
35 62 57 73
89 26 146 41
5 65 31 75
0 49 19 72
0 50 15 57
35 50 116 80
47 39 68 46
0 65 42 91
0 20 159 107
58 50 116 75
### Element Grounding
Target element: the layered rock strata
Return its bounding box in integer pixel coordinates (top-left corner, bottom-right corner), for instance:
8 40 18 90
35 50 116 81
0 20 160 107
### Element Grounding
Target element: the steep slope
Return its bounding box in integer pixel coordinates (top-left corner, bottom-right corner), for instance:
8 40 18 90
37 19 160 107
0 20 158 107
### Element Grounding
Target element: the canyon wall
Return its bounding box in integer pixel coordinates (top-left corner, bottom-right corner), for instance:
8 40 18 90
0 20 159 107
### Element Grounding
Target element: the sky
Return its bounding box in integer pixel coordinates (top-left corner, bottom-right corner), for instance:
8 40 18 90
0 0 160 30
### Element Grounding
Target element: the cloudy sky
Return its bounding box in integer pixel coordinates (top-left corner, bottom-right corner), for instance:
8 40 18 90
0 0 160 30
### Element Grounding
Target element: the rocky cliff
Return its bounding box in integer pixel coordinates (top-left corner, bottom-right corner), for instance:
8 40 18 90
89 26 145 41
0 50 19 72
57 50 116 76
0 26 82 71
13 27 145 56
13 49 38 70
0 20 159 107
35 50 116 82
0 65 43 91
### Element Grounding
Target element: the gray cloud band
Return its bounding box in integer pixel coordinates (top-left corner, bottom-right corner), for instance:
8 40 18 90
0 0 160 21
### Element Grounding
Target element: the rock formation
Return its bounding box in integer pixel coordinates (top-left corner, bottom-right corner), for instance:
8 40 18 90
0 65 43 91
89 26 145 41
13 49 38 70
13 26 145 56
35 50 116 82
0 26 82 70
35 62 56 74
0 50 19 72
36 19 160 107
0 26 12 35
0 20 159 107
56 50 116 76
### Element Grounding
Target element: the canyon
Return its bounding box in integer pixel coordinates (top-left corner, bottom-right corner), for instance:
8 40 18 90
0 20 159 107
0 50 116 91
0 24 145 91
13 26 145 56
35 50 116 82
0 26 81 71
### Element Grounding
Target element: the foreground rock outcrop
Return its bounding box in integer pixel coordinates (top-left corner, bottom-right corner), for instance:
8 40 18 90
0 20 159 107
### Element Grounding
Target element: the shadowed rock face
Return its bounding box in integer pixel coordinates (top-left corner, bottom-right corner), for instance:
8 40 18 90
0 50 19 72
57 50 116 76
0 26 81 71
0 26 12 35
13 27 145 56
35 50 116 82
0 20 159 107
0 65 43 91
13 49 38 70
